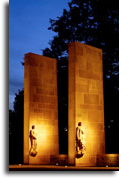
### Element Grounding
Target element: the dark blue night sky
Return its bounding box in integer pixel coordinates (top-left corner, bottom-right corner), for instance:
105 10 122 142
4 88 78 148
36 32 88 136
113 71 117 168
9 0 70 110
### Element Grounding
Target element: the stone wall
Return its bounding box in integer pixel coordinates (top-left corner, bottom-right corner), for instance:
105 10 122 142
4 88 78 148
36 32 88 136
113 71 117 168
68 42 105 166
24 53 59 164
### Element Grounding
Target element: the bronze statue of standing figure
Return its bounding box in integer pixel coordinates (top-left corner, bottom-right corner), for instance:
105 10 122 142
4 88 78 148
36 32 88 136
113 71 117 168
76 122 86 158
29 125 38 157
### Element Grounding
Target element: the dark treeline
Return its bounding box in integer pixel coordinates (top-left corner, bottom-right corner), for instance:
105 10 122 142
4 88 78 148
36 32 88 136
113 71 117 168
9 0 119 164
9 90 24 164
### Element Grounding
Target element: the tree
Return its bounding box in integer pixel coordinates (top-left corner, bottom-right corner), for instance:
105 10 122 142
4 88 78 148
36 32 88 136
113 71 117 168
43 0 119 153
14 89 24 163
43 0 119 80
9 109 17 164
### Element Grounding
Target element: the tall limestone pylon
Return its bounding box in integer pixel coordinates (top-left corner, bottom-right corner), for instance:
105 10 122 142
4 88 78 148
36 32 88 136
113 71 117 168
68 42 105 166
24 53 59 164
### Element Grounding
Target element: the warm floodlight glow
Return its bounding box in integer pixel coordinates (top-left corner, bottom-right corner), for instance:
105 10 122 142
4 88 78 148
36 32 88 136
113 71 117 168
24 53 59 164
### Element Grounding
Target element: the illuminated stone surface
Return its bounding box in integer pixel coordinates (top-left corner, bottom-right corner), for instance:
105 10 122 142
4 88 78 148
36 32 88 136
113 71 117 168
68 42 105 166
24 53 59 164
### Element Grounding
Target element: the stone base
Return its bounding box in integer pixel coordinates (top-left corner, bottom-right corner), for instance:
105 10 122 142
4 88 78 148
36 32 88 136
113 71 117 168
97 154 119 167
50 155 68 166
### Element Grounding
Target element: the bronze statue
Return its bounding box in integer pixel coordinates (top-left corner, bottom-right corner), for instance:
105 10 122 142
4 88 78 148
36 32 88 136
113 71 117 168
29 125 38 157
76 122 86 158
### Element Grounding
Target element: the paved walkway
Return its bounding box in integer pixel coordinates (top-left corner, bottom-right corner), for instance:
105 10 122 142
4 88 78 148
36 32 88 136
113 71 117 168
9 165 119 171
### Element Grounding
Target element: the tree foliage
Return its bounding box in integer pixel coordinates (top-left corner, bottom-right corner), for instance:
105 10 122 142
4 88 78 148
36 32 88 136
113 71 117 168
9 89 24 164
43 0 118 83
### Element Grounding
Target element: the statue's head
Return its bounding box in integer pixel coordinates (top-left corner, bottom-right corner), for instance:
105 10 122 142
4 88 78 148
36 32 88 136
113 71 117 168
32 125 35 129
78 122 82 126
